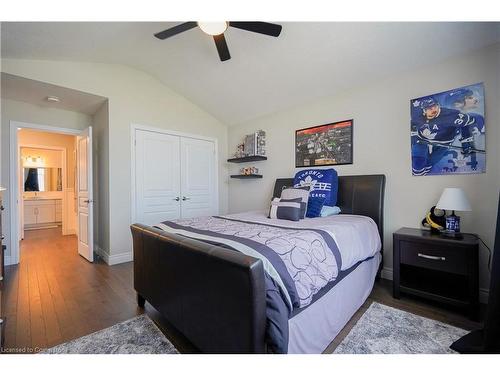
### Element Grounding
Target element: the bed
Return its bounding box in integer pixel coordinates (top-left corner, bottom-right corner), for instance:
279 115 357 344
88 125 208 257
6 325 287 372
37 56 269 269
130 174 385 353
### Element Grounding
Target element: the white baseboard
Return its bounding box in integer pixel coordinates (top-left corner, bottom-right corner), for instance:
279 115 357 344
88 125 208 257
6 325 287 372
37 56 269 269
4 255 16 266
381 267 393 281
380 266 489 304
95 246 133 266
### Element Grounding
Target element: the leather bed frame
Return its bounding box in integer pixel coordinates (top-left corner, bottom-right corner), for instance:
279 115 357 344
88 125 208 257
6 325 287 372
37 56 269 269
130 174 385 353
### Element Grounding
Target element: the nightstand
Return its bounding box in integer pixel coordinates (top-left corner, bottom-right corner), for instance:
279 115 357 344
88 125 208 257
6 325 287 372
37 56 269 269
393 227 479 320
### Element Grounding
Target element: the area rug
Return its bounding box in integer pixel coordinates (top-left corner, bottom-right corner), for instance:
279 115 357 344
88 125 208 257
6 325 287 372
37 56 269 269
333 302 468 354
43 315 179 354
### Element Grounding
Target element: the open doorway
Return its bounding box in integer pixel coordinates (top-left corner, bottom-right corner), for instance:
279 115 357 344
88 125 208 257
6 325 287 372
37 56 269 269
20 133 74 240
9 122 94 264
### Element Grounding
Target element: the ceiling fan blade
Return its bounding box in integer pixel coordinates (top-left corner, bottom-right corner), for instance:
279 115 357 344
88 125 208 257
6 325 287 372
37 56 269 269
213 34 231 61
229 22 282 37
154 22 197 40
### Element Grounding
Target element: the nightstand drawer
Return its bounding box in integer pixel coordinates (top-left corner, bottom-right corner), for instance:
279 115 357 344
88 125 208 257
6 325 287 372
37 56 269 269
400 241 467 275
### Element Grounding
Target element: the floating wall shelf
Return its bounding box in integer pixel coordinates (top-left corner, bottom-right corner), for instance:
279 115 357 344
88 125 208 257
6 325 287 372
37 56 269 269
227 155 267 163
230 174 263 179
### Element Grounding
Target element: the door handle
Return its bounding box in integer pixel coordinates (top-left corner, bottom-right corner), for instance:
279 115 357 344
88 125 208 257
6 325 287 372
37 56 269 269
417 253 446 261
84 199 93 204
173 197 180 201
182 196 190 201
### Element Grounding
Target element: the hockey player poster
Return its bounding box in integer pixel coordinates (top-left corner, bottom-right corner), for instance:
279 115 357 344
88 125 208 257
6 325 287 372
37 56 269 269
410 83 485 176
295 120 353 167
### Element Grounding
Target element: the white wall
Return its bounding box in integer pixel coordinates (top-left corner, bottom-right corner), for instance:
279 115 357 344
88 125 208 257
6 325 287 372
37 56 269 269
1 59 229 264
0 99 90 261
228 43 500 297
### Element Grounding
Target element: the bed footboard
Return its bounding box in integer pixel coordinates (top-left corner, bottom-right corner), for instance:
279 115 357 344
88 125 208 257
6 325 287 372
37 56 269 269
131 223 267 353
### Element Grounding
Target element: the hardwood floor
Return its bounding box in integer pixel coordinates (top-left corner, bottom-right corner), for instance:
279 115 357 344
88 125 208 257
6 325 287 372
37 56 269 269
2 228 483 353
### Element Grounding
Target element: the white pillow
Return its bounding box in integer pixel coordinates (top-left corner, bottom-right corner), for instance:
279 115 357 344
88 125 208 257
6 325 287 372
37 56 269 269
280 187 310 218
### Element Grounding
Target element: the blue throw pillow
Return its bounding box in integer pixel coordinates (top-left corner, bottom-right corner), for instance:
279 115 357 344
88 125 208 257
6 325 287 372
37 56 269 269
306 197 326 218
293 168 338 206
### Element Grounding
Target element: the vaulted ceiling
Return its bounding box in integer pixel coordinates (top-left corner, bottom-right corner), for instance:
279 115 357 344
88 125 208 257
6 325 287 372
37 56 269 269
2 22 499 125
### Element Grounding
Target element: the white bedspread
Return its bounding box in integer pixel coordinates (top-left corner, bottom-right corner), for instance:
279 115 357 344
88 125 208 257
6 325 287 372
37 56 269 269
222 210 382 271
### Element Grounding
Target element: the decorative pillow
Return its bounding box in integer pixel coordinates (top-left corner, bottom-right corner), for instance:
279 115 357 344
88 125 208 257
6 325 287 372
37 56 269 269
320 205 341 217
306 197 326 218
293 168 338 206
280 187 310 218
268 198 302 221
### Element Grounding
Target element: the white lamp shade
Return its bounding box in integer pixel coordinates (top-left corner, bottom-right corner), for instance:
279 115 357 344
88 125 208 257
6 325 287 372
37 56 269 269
436 188 471 212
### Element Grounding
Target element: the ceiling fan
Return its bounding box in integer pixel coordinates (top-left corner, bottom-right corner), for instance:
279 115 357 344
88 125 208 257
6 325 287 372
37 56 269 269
154 22 282 62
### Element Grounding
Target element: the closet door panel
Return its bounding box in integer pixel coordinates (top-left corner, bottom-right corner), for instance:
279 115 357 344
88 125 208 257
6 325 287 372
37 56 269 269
135 130 181 225
180 137 217 219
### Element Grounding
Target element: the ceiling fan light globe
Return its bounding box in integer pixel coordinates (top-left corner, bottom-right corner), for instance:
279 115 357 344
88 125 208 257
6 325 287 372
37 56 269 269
197 22 228 36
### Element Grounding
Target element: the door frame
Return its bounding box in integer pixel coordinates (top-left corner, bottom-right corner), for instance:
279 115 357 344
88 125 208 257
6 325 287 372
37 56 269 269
8 120 82 265
130 123 219 224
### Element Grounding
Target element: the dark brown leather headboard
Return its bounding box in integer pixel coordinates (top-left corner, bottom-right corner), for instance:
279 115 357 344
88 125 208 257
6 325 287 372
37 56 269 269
273 174 386 244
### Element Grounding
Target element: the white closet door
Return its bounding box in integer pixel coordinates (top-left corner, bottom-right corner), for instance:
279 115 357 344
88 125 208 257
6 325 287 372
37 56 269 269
180 137 217 219
135 130 181 225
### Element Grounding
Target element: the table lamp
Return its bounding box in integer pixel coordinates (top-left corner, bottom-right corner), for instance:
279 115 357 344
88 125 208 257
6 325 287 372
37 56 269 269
436 187 471 237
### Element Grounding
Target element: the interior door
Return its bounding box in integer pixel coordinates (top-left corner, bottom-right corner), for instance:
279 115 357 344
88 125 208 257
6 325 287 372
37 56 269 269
180 137 217 219
135 129 181 225
77 126 93 262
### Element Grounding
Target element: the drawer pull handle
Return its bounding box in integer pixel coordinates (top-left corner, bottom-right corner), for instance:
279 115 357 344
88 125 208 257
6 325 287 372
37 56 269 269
418 253 446 261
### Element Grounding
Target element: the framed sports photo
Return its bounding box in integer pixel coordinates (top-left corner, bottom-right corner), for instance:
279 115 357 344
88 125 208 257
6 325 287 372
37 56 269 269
295 119 353 168
410 83 485 176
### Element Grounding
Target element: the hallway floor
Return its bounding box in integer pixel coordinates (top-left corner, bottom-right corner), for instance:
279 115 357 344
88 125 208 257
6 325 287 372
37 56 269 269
2 228 482 353
2 228 140 352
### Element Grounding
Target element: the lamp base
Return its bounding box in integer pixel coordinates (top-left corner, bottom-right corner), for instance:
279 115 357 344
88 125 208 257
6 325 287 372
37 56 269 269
445 211 461 233
441 230 463 240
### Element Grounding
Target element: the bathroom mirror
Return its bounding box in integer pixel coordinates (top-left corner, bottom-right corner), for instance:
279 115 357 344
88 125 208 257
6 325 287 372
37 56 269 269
23 167 63 192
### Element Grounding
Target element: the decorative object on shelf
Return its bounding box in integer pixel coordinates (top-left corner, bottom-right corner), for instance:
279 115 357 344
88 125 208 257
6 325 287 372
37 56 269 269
242 130 266 157
234 143 245 158
295 120 353 167
240 166 259 175
244 134 256 156
436 187 471 237
410 82 485 176
232 130 266 158
256 130 266 156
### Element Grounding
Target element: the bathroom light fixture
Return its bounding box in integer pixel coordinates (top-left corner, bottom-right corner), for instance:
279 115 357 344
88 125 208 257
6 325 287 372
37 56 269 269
46 96 61 103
